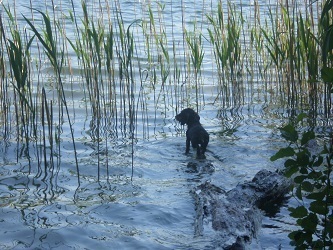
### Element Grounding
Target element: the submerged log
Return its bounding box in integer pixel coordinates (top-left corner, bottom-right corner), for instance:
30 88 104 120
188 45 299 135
192 169 292 249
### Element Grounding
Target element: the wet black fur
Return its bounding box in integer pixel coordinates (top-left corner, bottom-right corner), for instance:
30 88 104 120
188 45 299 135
175 108 209 158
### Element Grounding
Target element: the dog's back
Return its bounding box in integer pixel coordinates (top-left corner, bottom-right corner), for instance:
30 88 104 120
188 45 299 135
187 123 209 152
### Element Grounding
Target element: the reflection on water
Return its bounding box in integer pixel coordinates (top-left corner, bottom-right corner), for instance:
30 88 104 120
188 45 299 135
0 103 298 249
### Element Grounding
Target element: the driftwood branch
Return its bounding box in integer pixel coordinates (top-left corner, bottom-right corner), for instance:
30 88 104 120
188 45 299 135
192 169 292 249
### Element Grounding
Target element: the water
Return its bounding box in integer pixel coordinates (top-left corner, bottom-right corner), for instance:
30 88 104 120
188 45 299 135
0 0 327 249
0 103 296 249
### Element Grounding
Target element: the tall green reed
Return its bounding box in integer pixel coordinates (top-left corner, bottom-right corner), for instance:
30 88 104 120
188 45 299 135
259 0 324 111
146 3 171 118
0 13 5 131
320 0 333 116
0 4 37 165
185 26 204 112
72 2 105 178
68 1 122 181
1 0 331 179
261 7 285 83
23 9 79 176
207 1 244 107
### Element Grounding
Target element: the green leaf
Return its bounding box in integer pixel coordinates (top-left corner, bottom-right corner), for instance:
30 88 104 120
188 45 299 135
285 164 299 177
296 151 310 166
23 14 54 62
289 206 308 218
300 213 318 232
308 170 322 179
312 240 324 249
301 181 313 192
321 144 330 154
313 156 323 167
309 201 328 215
294 175 306 184
288 230 306 246
285 158 297 167
299 166 308 175
296 113 307 122
301 131 315 146
321 0 333 22
329 223 333 239
307 191 326 201
321 66 333 82
280 124 298 142
270 146 295 161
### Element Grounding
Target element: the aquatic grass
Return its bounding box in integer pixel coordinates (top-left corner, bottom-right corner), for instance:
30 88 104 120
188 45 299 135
261 7 286 83
207 3 228 106
79 1 105 177
0 11 12 142
259 0 325 111
0 3 38 164
112 2 140 178
282 1 296 87
207 1 244 107
154 4 171 119
41 87 54 171
320 0 333 115
143 2 171 121
185 26 204 112
23 9 79 181
140 2 188 135
0 0 331 184
226 2 244 80
67 1 145 178
298 13 320 110
68 1 140 180
321 0 333 68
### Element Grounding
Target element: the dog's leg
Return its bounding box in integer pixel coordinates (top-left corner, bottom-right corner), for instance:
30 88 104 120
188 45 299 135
196 146 201 157
201 138 209 156
186 137 190 154
201 145 207 154
197 148 206 159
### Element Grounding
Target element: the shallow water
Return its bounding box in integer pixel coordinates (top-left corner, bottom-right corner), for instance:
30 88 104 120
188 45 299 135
0 102 297 249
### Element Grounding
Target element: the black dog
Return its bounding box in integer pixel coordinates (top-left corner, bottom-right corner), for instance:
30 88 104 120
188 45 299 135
175 108 209 159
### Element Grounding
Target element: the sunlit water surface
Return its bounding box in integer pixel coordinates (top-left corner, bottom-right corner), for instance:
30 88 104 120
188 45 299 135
0 0 326 249
0 103 298 249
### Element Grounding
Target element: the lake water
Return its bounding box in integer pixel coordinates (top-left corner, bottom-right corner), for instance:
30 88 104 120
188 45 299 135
0 0 329 249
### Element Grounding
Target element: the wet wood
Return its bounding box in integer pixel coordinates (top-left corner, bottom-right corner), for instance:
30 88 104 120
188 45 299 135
191 169 292 249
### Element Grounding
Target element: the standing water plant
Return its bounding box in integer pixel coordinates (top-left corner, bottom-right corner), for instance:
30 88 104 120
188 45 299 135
1 5 35 144
207 1 244 107
23 10 79 180
185 26 204 112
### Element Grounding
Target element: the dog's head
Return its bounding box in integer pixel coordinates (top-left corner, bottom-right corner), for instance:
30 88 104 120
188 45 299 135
175 108 200 126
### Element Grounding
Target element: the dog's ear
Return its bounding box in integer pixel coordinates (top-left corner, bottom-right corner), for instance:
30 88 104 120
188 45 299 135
187 109 200 123
183 112 190 124
192 112 200 122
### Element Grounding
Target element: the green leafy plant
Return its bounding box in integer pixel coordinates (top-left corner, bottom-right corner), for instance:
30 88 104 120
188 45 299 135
271 114 333 249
